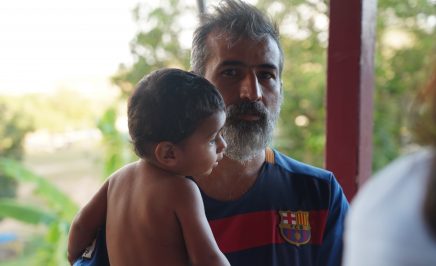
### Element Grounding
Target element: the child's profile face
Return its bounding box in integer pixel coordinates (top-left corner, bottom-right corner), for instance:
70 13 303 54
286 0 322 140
176 110 227 177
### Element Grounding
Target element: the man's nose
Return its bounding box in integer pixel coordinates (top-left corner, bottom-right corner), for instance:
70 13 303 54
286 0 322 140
240 71 262 101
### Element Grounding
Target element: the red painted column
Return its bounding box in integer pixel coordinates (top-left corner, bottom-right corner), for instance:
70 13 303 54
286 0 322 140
326 0 377 201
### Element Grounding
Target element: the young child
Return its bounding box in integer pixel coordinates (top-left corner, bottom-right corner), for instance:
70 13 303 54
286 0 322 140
68 68 230 266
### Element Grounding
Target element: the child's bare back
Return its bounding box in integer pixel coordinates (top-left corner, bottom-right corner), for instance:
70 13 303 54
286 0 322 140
106 160 217 266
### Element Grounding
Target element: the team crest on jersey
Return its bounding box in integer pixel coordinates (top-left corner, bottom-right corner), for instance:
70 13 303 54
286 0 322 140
278 210 311 246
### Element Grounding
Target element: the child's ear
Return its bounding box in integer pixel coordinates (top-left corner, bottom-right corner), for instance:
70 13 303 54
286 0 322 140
154 141 179 166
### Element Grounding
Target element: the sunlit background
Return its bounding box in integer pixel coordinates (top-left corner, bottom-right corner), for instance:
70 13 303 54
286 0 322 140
0 0 435 265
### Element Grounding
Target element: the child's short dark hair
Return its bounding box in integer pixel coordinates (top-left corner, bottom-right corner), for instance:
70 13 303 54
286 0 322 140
128 68 225 158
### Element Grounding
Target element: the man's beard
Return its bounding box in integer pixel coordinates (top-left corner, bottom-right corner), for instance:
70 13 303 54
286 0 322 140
222 100 281 162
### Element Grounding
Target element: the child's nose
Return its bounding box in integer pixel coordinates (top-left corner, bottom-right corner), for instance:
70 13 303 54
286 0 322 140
217 134 227 153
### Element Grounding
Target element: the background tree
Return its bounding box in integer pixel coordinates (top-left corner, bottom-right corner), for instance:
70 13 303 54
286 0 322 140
372 0 435 169
0 99 34 199
111 0 193 97
0 93 102 265
106 0 435 175
97 0 197 175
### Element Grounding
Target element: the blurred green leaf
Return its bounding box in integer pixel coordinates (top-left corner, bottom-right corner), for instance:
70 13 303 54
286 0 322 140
97 107 136 177
0 199 56 225
0 158 78 221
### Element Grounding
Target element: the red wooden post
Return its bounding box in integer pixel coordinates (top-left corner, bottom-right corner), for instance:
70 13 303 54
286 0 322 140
326 0 377 201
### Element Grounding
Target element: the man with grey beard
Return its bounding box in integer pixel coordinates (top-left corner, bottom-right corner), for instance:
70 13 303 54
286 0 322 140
223 99 282 162
67 1 349 266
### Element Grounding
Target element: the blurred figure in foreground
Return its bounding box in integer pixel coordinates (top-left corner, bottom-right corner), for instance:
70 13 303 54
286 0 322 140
343 61 436 266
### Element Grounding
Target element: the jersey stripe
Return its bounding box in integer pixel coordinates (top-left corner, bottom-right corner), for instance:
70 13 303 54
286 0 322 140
209 210 329 253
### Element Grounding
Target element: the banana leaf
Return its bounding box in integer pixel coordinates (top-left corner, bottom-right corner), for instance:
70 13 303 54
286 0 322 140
0 198 56 225
0 158 78 221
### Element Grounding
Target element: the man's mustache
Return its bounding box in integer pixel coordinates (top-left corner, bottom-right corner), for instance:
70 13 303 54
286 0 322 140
226 101 268 121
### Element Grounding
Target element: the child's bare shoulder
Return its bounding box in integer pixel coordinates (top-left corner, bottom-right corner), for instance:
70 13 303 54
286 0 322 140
164 177 202 206
106 160 142 187
165 176 198 192
114 160 139 175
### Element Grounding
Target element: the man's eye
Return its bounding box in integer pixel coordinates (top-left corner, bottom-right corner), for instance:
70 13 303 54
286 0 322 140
209 139 216 145
222 69 237 77
258 71 275 80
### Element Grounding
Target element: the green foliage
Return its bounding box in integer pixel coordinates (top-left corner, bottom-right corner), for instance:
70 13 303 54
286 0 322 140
33 221 70 266
0 90 108 210
0 158 78 265
0 90 106 134
112 0 193 98
274 4 329 167
0 158 78 221
0 199 56 225
263 0 435 170
100 0 194 177
97 106 137 178
107 0 435 173
0 98 34 201
0 177 16 198
371 0 436 170
0 100 34 160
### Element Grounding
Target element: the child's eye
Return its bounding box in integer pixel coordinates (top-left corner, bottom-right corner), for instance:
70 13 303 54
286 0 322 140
209 138 216 145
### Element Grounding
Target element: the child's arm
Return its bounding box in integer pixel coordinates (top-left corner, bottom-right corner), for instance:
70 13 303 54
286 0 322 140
176 180 230 266
67 180 108 264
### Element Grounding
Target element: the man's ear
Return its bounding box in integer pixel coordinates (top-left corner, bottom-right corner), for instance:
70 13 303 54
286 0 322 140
154 141 178 167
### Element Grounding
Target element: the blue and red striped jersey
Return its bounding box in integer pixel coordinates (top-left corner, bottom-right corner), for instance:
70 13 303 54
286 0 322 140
200 148 349 266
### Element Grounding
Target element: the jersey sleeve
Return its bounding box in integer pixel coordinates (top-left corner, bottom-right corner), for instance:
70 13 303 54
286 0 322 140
318 173 349 266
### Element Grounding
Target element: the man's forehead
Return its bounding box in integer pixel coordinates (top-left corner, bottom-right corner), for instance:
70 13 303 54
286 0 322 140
206 33 280 67
207 31 271 48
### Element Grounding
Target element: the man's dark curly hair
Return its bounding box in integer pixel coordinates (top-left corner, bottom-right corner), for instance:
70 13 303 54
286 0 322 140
128 68 225 158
